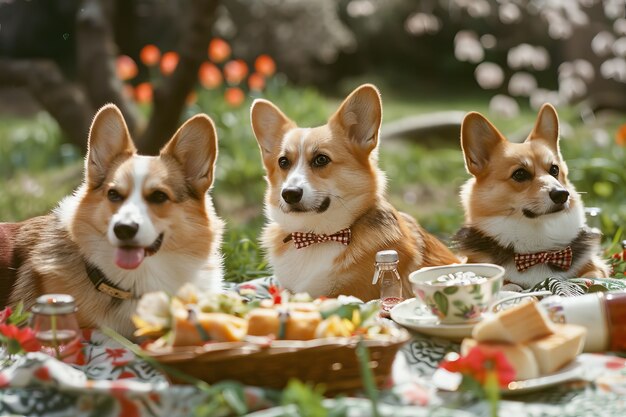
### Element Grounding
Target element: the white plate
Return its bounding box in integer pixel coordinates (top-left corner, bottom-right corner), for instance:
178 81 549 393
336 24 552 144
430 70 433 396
432 356 584 395
502 356 584 394
389 292 526 341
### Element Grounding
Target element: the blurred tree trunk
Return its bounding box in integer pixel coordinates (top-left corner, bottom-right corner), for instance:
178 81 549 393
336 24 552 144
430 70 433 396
0 0 220 155
0 58 93 149
76 0 139 136
136 0 220 154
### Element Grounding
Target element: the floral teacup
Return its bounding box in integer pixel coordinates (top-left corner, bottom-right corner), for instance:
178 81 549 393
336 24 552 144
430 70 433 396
409 264 505 324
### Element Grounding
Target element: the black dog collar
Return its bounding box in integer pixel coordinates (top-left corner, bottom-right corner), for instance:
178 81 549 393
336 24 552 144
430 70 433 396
85 261 134 300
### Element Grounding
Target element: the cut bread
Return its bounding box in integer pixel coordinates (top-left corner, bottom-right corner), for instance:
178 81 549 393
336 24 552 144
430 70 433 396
173 312 248 346
461 338 540 381
247 308 322 340
527 323 586 374
473 300 554 344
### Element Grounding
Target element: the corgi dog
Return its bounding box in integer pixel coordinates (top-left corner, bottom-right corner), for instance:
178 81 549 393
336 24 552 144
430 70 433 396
250 84 459 301
454 103 609 290
2 104 224 337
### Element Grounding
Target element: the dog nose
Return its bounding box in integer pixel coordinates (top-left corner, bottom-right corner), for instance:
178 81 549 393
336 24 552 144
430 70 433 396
114 222 139 240
281 187 303 204
549 189 569 205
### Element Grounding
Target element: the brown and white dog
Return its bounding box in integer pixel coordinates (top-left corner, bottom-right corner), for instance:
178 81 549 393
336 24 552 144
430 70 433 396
454 104 609 290
250 84 459 301
1 105 224 337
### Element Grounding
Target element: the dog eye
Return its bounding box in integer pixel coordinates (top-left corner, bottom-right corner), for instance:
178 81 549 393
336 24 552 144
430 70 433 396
107 189 124 202
511 168 531 182
147 191 169 204
312 154 331 167
549 164 559 177
278 156 290 169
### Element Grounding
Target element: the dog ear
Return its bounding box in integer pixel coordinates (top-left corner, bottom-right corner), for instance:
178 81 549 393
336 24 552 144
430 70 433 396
86 104 136 188
161 114 218 194
330 84 382 153
528 103 560 153
250 99 295 161
461 112 506 177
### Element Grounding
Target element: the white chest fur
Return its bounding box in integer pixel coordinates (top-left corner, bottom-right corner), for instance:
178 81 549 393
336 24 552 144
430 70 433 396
270 243 346 298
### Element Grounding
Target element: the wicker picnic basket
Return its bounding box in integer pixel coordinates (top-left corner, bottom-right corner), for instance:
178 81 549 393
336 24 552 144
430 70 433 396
145 329 411 394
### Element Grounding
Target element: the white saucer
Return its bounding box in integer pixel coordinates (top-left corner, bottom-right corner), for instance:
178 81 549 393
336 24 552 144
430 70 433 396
390 291 521 341
389 298 476 341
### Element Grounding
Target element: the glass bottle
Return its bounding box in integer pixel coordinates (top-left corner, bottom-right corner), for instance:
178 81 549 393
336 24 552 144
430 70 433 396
372 250 403 317
31 294 81 358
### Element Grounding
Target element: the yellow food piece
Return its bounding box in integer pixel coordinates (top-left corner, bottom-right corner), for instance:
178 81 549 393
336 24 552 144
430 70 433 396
526 323 586 374
473 300 554 344
247 308 322 340
172 312 248 346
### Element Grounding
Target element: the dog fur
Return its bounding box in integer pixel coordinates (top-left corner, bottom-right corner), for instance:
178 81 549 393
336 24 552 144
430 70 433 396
454 103 609 289
4 105 224 337
250 84 459 301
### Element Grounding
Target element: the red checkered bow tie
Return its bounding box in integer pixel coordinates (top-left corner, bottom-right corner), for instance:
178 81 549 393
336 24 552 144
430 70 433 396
514 246 573 272
287 228 352 249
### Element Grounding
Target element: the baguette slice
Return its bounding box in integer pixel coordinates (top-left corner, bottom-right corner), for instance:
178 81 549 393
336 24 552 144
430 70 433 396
473 300 554 344
461 338 540 381
247 308 322 340
526 323 586 374
173 312 248 346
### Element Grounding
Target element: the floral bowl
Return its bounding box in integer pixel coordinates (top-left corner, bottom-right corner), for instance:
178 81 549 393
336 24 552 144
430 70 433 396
409 263 505 324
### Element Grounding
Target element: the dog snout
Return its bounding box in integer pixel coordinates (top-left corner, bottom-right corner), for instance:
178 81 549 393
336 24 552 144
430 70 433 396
281 187 303 204
113 222 139 241
549 189 569 205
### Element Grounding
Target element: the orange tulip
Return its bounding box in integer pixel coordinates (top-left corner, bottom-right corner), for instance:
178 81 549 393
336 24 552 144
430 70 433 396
199 62 223 89
248 72 265 91
616 124 626 147
116 55 138 81
224 87 245 107
135 82 153 103
208 38 231 63
140 44 161 66
224 59 248 85
160 51 179 75
254 54 276 77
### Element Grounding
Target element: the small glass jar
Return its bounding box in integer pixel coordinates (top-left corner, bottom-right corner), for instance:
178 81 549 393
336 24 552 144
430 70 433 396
372 250 403 317
31 294 81 358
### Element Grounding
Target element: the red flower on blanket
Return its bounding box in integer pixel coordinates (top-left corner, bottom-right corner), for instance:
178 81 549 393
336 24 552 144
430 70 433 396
268 285 283 304
439 345 515 417
58 337 86 365
0 324 42 354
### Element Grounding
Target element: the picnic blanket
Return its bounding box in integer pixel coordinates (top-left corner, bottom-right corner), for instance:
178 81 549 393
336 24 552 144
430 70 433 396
2 276 626 417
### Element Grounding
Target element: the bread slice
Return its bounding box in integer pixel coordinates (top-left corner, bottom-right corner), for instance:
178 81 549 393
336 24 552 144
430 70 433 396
247 308 322 340
526 323 586 374
461 338 540 381
472 300 554 344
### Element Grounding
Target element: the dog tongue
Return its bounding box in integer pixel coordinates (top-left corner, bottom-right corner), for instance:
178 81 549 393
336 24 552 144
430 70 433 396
115 247 145 270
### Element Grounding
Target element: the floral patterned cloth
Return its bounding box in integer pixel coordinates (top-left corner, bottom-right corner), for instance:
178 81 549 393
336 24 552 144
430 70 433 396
2 276 626 416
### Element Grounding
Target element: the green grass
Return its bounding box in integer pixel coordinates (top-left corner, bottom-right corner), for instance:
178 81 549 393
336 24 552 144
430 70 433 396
1 83 624 281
